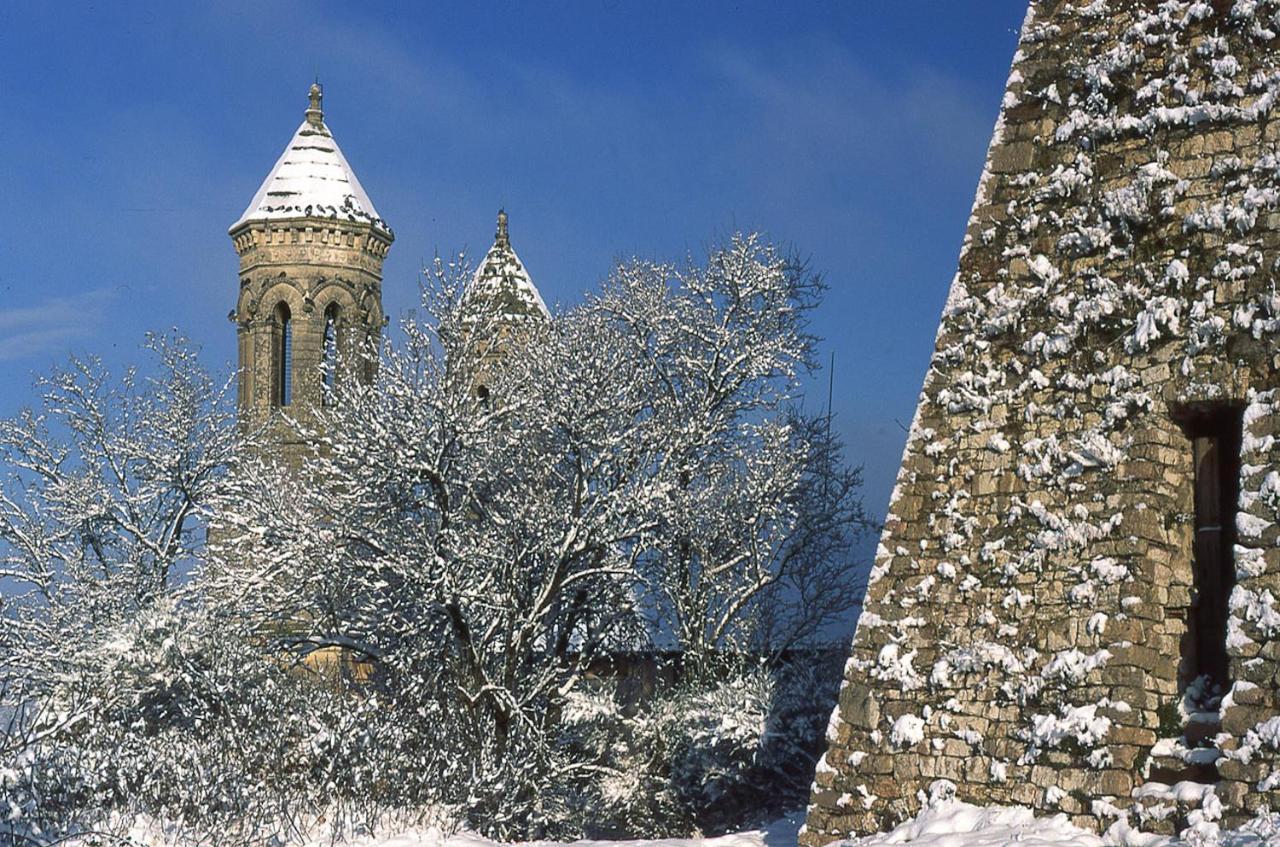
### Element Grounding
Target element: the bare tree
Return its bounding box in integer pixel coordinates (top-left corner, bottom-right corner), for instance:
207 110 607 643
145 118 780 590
1 333 236 705
0 333 253 842
210 234 870 836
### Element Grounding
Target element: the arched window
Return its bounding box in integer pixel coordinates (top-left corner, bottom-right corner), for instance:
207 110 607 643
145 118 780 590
321 303 339 405
275 302 293 407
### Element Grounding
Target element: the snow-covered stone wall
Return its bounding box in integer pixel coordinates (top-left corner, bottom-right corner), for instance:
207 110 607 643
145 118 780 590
805 0 1280 841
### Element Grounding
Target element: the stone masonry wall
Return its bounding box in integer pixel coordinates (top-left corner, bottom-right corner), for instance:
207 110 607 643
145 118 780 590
805 1 1280 841
231 218 391 466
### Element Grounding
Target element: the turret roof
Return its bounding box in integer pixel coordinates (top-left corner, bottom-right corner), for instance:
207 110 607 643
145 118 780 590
467 210 549 319
230 84 389 235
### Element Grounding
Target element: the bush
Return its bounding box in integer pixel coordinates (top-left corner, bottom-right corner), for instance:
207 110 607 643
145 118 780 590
559 656 841 838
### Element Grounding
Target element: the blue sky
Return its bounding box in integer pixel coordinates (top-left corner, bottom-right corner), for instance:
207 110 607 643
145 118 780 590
0 1 1027 522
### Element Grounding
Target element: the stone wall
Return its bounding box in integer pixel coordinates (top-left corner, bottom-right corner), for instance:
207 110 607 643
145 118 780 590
230 217 391 466
805 1 1280 840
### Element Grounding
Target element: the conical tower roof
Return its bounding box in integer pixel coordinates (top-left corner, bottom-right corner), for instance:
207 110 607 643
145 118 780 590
467 210 548 318
230 84 389 235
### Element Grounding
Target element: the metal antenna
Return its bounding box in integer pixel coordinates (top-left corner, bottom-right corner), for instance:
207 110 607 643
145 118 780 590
827 351 835 441
825 351 835 502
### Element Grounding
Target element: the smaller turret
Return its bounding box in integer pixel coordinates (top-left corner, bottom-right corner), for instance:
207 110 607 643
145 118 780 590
462 210 548 401
465 209 549 320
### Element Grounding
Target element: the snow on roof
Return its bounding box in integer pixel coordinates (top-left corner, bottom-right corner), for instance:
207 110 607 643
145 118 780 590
466 210 549 319
230 84 390 235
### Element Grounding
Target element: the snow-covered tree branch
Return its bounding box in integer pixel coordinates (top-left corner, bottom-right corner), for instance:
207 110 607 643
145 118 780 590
0 332 239 721
208 233 871 836
0 235 867 842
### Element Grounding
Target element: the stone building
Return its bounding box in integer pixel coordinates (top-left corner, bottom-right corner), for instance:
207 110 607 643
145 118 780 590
229 85 545 454
225 85 549 681
806 0 1280 840
228 83 392 465
461 208 551 401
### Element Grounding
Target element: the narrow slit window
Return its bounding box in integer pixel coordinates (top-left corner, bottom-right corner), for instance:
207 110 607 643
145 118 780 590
322 303 339 405
1178 405 1243 696
276 303 293 407
363 330 376 383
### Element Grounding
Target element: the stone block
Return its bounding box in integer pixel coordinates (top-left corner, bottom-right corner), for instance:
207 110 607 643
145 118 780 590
839 685 881 731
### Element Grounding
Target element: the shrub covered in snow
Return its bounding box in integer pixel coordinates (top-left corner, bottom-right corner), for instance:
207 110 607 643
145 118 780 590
558 659 839 838
0 235 866 844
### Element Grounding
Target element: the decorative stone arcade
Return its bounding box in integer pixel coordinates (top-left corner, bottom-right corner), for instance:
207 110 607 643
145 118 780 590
805 1 1280 841
228 84 393 465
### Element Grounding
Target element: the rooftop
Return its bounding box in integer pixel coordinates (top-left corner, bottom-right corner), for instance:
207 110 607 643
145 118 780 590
467 210 549 319
230 84 390 236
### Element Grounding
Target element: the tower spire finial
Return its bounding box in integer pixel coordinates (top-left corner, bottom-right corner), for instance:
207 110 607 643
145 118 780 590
306 81 324 127
496 208 509 247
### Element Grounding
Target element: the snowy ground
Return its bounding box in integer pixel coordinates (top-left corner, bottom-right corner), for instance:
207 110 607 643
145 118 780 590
62 801 1280 847
277 812 805 847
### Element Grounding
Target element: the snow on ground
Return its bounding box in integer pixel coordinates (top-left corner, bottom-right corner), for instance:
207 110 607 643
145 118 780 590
327 814 806 847
57 802 1280 847
334 831 784 847
62 820 794 847
61 810 803 847
831 801 1100 847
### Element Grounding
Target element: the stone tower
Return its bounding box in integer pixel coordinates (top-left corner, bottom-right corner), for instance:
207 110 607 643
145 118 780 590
228 83 393 462
806 0 1280 840
461 209 549 399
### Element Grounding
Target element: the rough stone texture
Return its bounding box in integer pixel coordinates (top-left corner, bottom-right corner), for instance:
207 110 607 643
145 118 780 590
229 217 390 464
804 1 1280 841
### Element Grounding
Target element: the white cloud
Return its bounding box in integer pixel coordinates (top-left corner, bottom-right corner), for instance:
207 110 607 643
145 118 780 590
0 288 117 361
